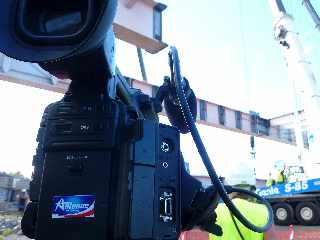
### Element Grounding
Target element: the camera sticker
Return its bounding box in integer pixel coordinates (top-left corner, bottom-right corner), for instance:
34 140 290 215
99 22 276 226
52 195 95 219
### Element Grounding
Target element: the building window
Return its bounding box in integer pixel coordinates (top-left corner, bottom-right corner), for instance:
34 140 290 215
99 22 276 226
257 118 270 136
287 129 293 142
153 4 167 41
218 105 225 125
235 111 242 129
250 111 269 136
250 111 258 134
303 131 309 149
280 128 293 142
199 100 207 121
275 126 281 138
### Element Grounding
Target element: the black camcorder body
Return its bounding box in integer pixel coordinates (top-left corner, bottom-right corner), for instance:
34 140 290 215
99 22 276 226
24 89 184 239
21 68 217 239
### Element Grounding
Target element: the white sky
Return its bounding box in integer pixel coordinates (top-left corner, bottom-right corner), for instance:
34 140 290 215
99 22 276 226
1 1 320 181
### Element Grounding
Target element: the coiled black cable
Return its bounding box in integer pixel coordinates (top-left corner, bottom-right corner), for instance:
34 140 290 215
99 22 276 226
169 46 273 233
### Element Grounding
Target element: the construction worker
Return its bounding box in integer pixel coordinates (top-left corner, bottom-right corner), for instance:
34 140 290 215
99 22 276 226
209 191 269 240
266 173 275 187
275 169 286 184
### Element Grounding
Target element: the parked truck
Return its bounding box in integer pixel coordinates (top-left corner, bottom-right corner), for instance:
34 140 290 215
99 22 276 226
257 177 320 226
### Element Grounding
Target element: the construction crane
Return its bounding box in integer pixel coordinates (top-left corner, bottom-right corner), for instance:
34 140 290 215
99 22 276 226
269 0 320 177
254 0 320 227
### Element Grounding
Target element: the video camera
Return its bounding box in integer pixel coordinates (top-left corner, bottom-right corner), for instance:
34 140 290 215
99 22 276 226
0 1 273 239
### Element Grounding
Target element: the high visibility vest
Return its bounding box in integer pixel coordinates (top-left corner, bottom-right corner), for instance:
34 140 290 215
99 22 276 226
266 178 274 187
209 199 268 240
276 171 285 184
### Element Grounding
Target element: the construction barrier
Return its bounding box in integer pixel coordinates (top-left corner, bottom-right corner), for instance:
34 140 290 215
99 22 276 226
265 225 320 240
180 225 320 240
179 230 208 240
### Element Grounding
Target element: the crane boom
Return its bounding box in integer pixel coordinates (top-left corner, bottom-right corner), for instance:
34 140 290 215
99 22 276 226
268 0 320 175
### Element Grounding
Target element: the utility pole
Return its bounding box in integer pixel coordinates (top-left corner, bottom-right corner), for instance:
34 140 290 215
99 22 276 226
137 47 148 81
268 0 320 176
250 136 257 180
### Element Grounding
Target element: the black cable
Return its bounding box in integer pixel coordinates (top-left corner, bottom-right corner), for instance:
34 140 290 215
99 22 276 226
169 46 273 232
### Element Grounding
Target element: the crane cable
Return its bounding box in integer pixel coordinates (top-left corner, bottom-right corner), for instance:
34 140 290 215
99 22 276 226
238 0 251 114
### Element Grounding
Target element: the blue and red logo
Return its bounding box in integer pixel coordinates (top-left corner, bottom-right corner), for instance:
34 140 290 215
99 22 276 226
52 195 95 219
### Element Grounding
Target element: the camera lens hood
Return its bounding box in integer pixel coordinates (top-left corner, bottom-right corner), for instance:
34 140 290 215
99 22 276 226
0 0 117 63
